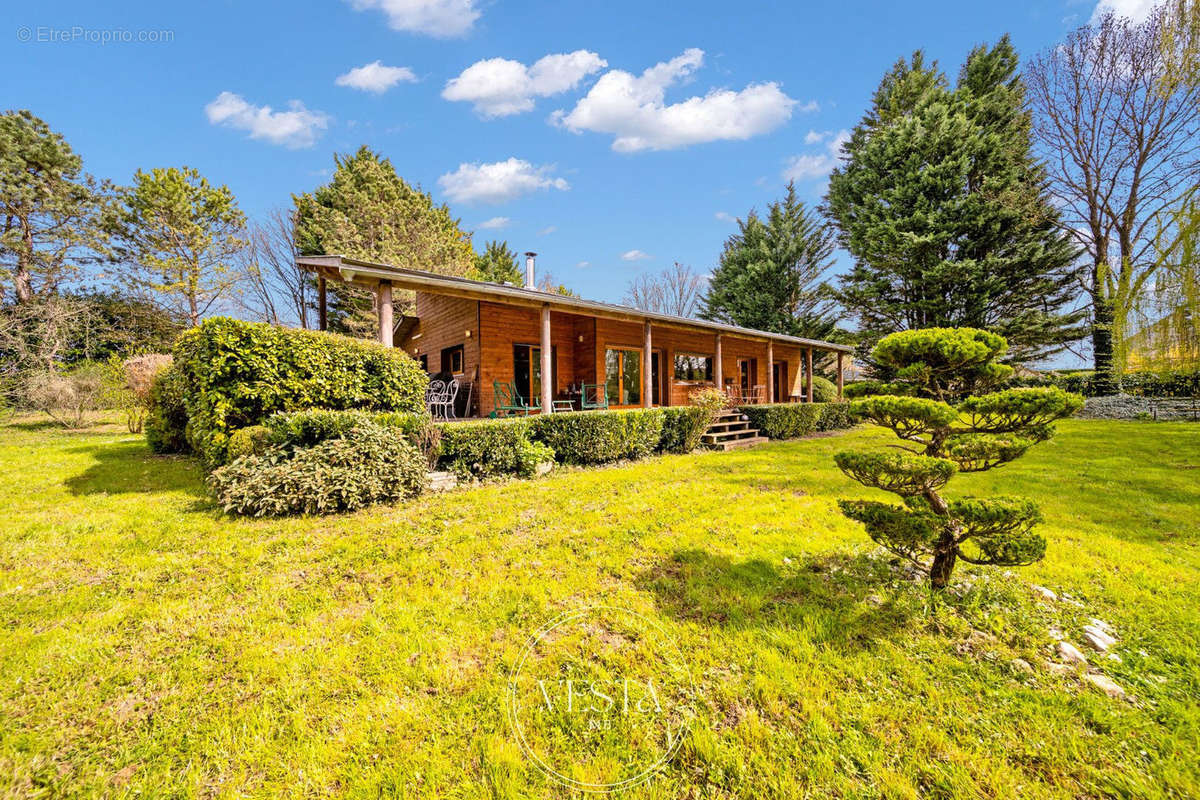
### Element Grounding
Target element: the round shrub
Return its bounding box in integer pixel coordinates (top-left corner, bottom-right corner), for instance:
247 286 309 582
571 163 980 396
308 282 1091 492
145 366 190 454
227 425 269 460
208 423 427 517
810 375 838 403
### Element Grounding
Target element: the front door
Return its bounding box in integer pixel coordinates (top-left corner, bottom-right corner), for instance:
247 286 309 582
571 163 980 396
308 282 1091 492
514 344 557 403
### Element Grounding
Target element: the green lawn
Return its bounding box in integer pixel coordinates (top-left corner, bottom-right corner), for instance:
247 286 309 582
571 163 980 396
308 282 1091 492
1 416 1197 798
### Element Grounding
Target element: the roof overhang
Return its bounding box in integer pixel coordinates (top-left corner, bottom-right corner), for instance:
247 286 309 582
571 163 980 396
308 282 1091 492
297 255 854 354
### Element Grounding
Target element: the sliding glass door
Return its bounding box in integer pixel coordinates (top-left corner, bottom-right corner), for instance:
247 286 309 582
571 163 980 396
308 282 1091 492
513 344 557 403
603 348 663 406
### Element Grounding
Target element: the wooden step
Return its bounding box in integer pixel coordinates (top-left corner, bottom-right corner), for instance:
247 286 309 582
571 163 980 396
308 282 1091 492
701 427 762 444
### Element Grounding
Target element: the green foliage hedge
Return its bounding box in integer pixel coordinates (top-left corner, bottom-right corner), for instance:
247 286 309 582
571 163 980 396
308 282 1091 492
738 403 855 439
145 366 189 454
531 409 665 465
658 407 713 454
810 375 838 403
208 423 427 516
1011 369 1200 398
437 418 553 480
171 317 428 465
263 409 429 452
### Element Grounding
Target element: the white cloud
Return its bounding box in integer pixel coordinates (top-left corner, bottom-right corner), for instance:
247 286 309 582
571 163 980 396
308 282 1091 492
621 249 652 261
576 261 591 268
782 128 850 182
204 92 330 148
477 216 510 229
1091 0 1156 23
443 51 607 117
347 0 480 37
538 225 557 236
335 61 418 93
804 129 827 145
438 158 569 204
714 211 735 223
553 48 804 152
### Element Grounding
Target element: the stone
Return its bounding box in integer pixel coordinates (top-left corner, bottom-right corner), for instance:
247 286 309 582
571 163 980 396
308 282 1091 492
534 461 554 477
1057 641 1089 665
1032 585 1057 602
1106 653 1123 664
427 470 458 492
1011 658 1034 674
1089 618 1113 634
1044 661 1075 677
1084 673 1127 699
1082 625 1117 652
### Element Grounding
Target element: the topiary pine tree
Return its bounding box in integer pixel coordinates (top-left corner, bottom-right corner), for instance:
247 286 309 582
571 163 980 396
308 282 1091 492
834 328 1083 590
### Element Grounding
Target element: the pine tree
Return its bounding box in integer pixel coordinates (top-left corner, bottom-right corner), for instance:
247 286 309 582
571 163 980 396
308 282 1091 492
294 146 474 337
827 39 1084 363
700 182 838 339
469 240 522 284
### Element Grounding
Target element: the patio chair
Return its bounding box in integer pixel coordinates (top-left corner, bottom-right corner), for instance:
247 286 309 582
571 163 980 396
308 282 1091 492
426 379 446 417
491 381 540 417
437 379 461 420
580 383 609 411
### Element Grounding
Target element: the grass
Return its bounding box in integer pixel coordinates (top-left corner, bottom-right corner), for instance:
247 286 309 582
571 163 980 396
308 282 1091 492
0 415 1197 798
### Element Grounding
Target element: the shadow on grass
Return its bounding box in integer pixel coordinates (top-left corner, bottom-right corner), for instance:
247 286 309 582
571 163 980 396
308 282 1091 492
638 548 921 652
65 439 207 498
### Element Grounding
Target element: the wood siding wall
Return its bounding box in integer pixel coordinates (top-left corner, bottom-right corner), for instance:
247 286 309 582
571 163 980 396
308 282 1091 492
401 291 826 416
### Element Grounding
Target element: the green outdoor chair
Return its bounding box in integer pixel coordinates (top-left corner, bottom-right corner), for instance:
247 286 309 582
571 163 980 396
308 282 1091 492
580 383 610 411
491 381 541 417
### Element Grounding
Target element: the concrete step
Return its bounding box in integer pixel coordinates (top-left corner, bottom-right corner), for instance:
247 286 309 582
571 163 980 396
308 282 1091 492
707 436 768 452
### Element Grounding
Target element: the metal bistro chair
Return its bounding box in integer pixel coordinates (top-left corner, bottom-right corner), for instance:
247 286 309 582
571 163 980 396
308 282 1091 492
491 381 540 417
580 383 610 411
426 379 445 417
438 379 461 420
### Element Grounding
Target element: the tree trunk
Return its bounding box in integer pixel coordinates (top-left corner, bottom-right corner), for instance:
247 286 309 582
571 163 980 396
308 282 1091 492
1091 283 1117 395
15 225 34 303
929 547 957 590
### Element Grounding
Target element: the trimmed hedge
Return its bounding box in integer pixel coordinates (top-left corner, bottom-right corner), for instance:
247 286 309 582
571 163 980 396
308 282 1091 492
437 418 553 480
145 365 189 454
739 402 856 439
531 409 665 465
1010 369 1200 398
264 409 429 452
208 423 427 516
171 317 428 466
659 407 713 454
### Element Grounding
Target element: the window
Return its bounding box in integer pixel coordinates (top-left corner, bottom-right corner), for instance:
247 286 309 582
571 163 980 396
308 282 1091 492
605 348 641 406
513 344 558 403
441 344 464 374
418 354 428 372
673 353 713 382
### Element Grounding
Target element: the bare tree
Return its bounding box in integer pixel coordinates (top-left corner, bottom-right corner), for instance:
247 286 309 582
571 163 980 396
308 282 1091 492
1027 6 1200 387
236 208 312 327
622 262 706 318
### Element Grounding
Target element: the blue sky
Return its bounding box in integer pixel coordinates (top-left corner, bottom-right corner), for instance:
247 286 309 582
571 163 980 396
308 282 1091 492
8 0 1151 312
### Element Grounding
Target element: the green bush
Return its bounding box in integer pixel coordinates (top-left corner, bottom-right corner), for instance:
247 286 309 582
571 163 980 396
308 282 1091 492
145 366 190 454
843 380 912 399
738 403 823 439
659 389 724 454
810 375 838 403
531 409 665 465
227 425 269 460
816 402 855 431
436 418 552 480
264 409 428 451
173 317 428 466
208 423 427 517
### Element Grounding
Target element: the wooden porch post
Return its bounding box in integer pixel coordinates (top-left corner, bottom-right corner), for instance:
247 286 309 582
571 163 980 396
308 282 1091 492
714 334 723 390
805 347 814 402
317 276 327 331
643 321 653 408
767 341 774 403
541 304 553 414
377 280 393 347
836 352 844 401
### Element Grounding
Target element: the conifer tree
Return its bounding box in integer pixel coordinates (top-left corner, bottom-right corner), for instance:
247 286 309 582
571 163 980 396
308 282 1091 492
827 39 1084 363
294 147 473 337
469 240 522 285
700 182 838 340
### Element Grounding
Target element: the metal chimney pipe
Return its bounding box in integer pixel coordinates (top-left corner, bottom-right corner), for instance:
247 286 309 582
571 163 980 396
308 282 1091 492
524 252 537 289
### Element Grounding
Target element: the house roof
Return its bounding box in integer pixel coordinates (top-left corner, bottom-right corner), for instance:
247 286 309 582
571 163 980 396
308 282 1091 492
295 254 854 354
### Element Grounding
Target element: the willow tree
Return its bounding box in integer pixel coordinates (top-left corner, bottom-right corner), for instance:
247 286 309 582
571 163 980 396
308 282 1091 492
835 328 1082 590
294 146 474 337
